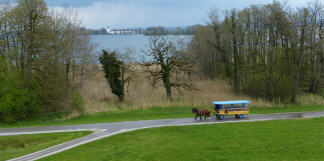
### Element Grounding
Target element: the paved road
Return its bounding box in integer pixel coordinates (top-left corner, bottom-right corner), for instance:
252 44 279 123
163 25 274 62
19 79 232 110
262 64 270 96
1 111 323 161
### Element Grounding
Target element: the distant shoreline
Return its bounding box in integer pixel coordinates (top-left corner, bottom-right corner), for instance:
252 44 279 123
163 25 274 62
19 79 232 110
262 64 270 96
89 33 194 36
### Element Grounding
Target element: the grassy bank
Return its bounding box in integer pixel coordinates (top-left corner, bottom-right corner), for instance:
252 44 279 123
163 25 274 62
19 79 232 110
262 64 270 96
40 117 324 161
0 131 91 161
0 105 323 129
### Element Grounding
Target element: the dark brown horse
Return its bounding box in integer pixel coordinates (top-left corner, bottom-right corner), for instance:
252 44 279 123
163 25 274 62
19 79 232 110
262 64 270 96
192 108 211 120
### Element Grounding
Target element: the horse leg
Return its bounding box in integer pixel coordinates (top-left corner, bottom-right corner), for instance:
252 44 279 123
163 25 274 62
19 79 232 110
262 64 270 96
200 115 202 120
195 114 197 120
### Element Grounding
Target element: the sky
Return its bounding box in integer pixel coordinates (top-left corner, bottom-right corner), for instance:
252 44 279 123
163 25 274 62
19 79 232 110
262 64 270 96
44 0 312 29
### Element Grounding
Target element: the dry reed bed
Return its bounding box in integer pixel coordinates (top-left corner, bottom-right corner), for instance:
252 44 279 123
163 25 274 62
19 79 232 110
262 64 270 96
80 67 273 113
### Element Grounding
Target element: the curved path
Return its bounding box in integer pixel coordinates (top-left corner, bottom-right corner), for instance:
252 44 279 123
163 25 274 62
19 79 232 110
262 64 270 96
1 111 323 161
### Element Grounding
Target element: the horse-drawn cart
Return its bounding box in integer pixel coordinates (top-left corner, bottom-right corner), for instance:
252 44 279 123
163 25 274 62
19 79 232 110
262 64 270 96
212 100 250 120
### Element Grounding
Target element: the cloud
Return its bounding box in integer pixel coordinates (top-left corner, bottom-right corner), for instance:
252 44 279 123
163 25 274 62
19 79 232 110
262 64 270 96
68 1 207 29
48 0 311 29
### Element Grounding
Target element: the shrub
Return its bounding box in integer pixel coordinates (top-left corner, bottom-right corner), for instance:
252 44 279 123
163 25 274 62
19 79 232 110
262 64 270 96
0 58 40 123
243 73 293 103
0 58 41 123
71 91 85 112
0 87 39 123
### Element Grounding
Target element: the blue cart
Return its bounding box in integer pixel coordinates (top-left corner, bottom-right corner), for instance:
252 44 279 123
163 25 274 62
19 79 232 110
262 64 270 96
212 100 250 120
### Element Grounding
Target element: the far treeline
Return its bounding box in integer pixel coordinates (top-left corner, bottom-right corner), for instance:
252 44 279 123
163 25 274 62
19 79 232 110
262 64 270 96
86 25 198 35
189 1 323 103
0 0 94 122
142 26 197 35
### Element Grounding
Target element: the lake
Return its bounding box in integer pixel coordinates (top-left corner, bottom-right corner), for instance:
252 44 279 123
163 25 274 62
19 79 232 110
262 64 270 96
90 34 192 60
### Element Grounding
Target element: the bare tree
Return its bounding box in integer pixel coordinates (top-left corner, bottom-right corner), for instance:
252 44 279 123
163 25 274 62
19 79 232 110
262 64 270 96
143 36 194 101
116 48 136 93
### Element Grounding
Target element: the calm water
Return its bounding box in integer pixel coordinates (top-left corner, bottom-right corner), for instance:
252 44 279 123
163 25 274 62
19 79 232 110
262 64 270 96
90 34 192 60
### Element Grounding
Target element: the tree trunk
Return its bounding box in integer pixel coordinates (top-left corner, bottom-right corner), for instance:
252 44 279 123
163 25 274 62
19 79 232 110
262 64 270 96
231 11 239 91
118 94 124 102
120 70 125 102
65 57 71 82
291 10 307 103
308 80 319 93
80 64 84 88
166 85 172 101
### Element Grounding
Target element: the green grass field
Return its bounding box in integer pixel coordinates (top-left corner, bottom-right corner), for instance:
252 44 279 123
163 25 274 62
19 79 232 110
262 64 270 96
0 131 91 161
40 117 324 161
1 105 323 128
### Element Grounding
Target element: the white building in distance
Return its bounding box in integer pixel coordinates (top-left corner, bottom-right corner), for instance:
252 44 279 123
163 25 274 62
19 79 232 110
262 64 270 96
105 26 136 35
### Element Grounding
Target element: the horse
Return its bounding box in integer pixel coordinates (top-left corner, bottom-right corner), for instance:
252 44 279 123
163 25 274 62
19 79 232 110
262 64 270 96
192 108 211 120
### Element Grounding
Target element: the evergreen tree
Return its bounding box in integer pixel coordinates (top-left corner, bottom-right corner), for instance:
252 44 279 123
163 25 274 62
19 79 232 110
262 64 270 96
99 50 124 101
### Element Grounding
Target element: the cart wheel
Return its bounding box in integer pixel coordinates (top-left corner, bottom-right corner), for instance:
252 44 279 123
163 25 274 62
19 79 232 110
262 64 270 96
239 114 243 119
219 115 224 120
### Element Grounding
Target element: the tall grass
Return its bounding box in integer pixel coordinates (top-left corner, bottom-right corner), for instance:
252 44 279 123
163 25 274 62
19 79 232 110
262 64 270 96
77 66 322 114
80 68 260 113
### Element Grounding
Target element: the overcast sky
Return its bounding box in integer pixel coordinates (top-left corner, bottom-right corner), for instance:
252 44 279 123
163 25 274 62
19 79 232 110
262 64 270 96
44 0 312 29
